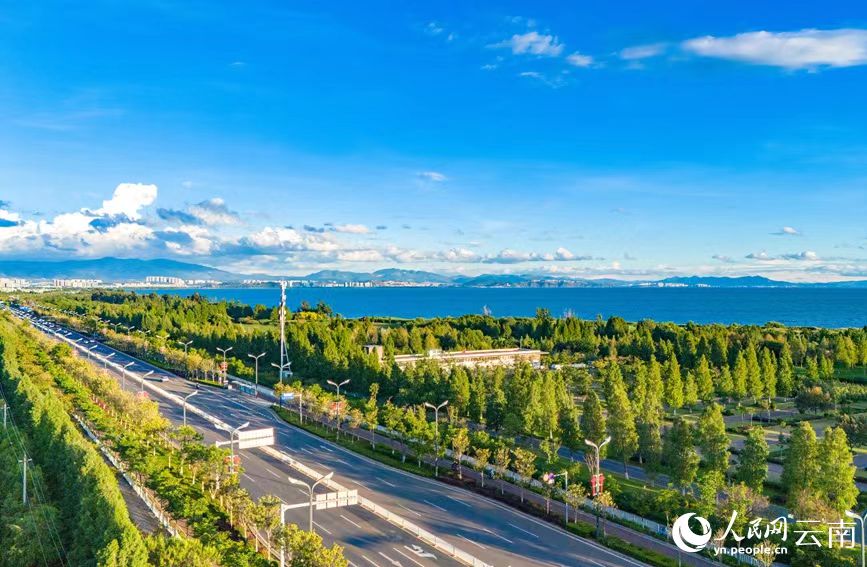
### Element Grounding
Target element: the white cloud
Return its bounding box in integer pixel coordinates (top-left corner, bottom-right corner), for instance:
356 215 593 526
782 250 819 261
554 247 574 260
682 29 867 69
425 22 444 36
566 52 593 67
188 198 241 225
337 249 383 262
745 251 770 260
417 171 447 182
94 183 157 220
492 31 564 57
332 223 371 234
774 226 801 236
620 43 667 60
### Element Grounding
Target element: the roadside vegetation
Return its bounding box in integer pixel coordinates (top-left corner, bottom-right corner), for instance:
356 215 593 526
14 290 867 565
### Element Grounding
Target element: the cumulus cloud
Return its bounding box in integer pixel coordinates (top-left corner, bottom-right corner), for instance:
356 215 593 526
620 43 667 60
746 251 770 260
566 52 593 67
781 250 819 261
332 223 371 234
417 171 447 182
492 31 564 57
157 198 240 226
682 29 867 69
92 183 157 220
773 226 801 236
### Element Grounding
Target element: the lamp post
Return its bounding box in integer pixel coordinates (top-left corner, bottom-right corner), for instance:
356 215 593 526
121 361 134 390
87 343 99 360
215 421 249 472
846 510 866 567
585 436 611 538
247 352 266 397
140 370 154 393
543 470 569 521
216 346 233 384
424 400 449 477
103 352 115 368
178 339 193 355
287 471 334 532
327 379 349 437
182 391 198 427
272 360 292 384
125 325 135 336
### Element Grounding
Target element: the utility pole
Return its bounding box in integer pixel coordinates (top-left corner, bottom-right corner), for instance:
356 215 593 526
279 281 288 381
2 403 7 429
19 452 32 504
424 400 449 476
247 352 266 397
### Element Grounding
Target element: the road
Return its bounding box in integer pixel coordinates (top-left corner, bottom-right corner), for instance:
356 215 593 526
17 310 648 567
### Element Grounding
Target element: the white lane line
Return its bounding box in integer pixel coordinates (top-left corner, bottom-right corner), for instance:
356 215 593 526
378 552 401 566
340 514 362 529
379 478 396 487
354 480 369 489
446 495 472 508
319 444 334 453
313 521 333 535
508 522 539 539
483 527 514 544
331 457 350 465
296 488 308 497
392 547 425 567
457 534 486 549
267 468 279 478
243 473 255 483
397 503 421 517
422 499 447 512
362 556 382 567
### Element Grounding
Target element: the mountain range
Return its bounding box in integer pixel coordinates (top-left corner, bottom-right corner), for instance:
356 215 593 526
2 258 867 288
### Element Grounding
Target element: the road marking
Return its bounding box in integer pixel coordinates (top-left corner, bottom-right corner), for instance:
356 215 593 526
483 527 514 544
446 495 471 508
379 478 396 487
319 444 334 453
340 514 362 528
331 457 350 465
243 473 255 483
422 499 447 512
354 480 369 489
377 552 403 566
392 548 425 567
266 467 279 478
508 522 539 539
362 556 382 567
313 521 332 535
397 503 420 517
457 534 486 549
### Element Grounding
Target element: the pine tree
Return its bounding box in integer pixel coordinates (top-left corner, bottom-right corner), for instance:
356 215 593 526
665 358 684 413
580 391 607 458
782 421 819 509
638 358 664 473
760 348 777 403
696 403 729 476
733 351 748 400
718 365 734 399
816 427 859 516
736 426 768 491
663 417 699 493
684 371 699 409
745 343 762 402
607 381 638 478
777 343 795 396
696 355 714 403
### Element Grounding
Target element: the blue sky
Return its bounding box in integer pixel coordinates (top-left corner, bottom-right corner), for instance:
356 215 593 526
1 1 866 281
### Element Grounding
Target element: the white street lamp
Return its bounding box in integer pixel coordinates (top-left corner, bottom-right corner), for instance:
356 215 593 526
846 510 866 567
216 346 233 384
327 379 350 437
287 471 334 532
182 391 198 427
424 400 449 476
585 436 611 538
247 352 266 397
121 361 134 390
103 352 115 368
140 370 154 393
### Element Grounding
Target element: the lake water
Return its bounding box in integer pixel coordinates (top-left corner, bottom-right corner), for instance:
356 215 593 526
130 287 867 328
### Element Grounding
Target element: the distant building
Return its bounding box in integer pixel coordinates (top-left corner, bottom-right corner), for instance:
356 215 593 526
53 279 102 288
365 345 544 369
145 275 185 285
0 278 27 290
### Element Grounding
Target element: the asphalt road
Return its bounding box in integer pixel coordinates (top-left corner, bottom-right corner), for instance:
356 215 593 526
18 311 649 567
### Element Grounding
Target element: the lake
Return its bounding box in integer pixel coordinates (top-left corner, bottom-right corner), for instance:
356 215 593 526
129 286 867 328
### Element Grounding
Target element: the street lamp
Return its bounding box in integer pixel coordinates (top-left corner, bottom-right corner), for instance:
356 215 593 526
327 379 350 437
216 346 233 384
121 362 134 390
287 471 334 532
424 400 449 476
215 421 250 471
125 325 135 336
103 352 115 368
247 352 266 397
182 391 198 427
543 470 569 521
846 510 866 567
178 339 193 354
140 370 154 393
87 343 99 359
585 436 611 538
272 360 292 383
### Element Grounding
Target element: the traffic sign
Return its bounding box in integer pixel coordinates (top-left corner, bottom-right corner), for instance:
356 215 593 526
236 427 275 449
314 489 358 510
590 473 605 496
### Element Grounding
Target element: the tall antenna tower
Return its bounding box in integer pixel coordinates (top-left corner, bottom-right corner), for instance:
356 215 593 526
279 281 287 380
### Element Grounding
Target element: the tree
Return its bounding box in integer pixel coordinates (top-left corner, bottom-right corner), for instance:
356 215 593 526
638 357 664 475
732 352 748 400
664 418 699 493
696 403 729 477
512 447 537 503
473 446 491 488
665 358 684 412
736 426 768 492
579 390 607 457
777 343 795 396
254 494 282 556
683 371 699 409
364 383 379 449
695 355 714 402
760 348 777 406
782 421 819 509
816 427 859 516
745 343 762 402
493 444 511 495
717 365 734 399
606 380 638 478
451 427 470 479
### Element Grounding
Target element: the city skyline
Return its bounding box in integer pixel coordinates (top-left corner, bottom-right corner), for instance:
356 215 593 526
2 2 867 281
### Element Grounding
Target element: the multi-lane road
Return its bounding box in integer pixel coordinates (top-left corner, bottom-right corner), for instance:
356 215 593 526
16 309 648 567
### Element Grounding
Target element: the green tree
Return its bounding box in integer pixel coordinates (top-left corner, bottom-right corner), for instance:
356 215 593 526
664 417 699 493
364 383 379 449
735 426 768 492
696 403 730 477
665 358 684 413
512 447 537 503
816 427 859 516
451 427 470 479
473 446 491 488
782 421 819 510
695 355 714 402
579 390 607 458
745 343 762 402
606 380 638 478
732 352 748 400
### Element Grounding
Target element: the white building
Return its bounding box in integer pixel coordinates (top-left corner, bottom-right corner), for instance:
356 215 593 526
53 279 103 288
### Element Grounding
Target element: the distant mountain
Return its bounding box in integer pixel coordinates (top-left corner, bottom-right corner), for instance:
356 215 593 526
305 268 453 284
657 276 792 288
0 258 237 282
453 273 532 287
